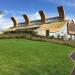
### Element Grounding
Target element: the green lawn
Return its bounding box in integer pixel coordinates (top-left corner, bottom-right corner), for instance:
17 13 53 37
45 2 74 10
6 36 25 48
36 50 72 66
0 39 74 75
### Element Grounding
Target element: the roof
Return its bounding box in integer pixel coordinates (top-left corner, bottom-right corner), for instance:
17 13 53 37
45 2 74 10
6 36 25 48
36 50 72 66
39 21 67 32
5 20 67 33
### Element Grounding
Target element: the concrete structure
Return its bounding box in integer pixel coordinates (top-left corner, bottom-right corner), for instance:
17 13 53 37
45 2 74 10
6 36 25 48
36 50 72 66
22 14 30 25
58 6 65 20
10 6 67 37
39 10 46 24
10 6 75 40
11 17 19 27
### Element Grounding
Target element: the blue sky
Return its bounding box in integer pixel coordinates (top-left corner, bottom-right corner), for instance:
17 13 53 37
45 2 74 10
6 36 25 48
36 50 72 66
0 0 74 18
0 0 75 31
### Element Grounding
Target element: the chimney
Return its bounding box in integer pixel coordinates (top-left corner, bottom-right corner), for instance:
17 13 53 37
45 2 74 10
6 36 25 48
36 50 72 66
11 17 19 27
39 10 46 24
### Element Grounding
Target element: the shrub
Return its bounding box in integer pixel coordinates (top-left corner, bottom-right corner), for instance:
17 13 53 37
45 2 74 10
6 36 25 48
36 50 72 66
4 29 37 36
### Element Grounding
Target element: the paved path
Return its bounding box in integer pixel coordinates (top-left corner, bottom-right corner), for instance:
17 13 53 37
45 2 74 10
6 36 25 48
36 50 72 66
70 52 75 75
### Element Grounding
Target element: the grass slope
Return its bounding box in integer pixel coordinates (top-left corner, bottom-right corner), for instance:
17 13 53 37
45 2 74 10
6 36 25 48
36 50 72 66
0 39 74 75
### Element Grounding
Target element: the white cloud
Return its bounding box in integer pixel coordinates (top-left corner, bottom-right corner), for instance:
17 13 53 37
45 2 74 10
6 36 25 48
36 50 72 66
0 14 13 32
66 2 75 7
4 10 24 15
29 12 41 21
0 11 43 32
47 0 75 7
15 12 41 23
47 0 66 5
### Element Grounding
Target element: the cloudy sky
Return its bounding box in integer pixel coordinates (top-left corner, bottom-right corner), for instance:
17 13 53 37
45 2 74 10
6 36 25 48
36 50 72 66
0 0 75 31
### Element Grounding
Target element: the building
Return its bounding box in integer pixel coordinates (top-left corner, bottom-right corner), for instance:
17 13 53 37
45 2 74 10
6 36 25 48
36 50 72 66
6 6 75 40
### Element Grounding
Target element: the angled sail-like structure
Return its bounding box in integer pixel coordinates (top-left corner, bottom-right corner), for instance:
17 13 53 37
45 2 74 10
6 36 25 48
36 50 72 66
22 14 30 25
11 17 19 27
39 10 46 24
57 6 65 20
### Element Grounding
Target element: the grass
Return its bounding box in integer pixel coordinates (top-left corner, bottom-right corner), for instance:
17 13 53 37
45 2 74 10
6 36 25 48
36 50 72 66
0 39 74 75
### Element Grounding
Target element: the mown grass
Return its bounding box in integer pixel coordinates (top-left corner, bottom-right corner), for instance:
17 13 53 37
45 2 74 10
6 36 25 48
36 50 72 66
0 39 74 75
